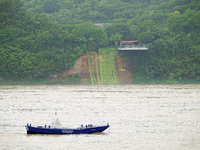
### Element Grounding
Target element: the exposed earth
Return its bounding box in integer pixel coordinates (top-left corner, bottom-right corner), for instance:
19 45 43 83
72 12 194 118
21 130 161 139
50 52 133 84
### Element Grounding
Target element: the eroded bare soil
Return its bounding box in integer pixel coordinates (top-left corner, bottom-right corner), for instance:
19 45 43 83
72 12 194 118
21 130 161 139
50 52 132 84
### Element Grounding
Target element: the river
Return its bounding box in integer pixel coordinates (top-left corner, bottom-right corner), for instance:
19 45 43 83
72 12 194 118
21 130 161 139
0 85 200 150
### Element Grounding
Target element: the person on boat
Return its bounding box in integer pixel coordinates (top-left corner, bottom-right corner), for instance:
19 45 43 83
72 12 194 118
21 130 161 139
51 112 63 128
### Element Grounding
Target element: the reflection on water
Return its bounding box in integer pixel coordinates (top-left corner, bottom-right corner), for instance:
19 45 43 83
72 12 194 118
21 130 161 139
0 85 200 150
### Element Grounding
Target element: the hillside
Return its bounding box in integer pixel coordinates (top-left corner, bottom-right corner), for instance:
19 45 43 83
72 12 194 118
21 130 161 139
0 0 200 83
49 52 132 84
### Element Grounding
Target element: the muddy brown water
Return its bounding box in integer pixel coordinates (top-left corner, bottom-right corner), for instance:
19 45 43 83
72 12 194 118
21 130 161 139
0 85 200 150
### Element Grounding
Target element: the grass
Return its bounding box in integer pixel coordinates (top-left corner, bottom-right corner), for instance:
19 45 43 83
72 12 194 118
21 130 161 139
85 48 119 85
86 51 97 85
99 48 119 84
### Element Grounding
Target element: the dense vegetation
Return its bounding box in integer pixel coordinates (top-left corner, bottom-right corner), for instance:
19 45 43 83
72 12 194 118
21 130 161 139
0 0 200 83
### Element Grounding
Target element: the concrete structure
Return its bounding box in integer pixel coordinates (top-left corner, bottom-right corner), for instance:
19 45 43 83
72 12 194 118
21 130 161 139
118 41 148 51
93 23 112 28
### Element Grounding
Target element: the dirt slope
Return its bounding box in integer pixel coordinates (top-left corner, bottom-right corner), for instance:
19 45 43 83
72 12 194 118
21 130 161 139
50 52 132 84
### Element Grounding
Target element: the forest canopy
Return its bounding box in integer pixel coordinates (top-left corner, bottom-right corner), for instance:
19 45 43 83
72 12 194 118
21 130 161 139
0 0 200 82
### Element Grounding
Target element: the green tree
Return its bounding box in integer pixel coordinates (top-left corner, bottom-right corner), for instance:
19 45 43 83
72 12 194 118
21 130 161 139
109 33 122 46
72 23 108 51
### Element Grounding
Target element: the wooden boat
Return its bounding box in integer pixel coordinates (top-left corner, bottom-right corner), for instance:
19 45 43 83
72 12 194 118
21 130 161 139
25 124 110 134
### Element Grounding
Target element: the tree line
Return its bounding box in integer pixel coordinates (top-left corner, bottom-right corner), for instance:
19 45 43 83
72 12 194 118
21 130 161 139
0 0 200 82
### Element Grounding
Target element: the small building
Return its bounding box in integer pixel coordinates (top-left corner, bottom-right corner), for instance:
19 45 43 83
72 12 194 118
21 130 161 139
93 23 112 28
120 41 138 47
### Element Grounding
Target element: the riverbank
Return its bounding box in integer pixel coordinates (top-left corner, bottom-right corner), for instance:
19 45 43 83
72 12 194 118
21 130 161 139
1 52 199 85
1 78 200 85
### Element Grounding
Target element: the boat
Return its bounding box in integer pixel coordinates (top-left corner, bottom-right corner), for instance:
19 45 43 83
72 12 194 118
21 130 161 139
25 113 109 134
25 124 110 134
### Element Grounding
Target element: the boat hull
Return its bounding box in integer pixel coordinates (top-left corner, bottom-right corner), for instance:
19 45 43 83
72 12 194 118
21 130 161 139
25 125 109 134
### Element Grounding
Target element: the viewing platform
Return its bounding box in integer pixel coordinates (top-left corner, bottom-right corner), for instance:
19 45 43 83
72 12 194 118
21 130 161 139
118 41 148 51
118 46 148 51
